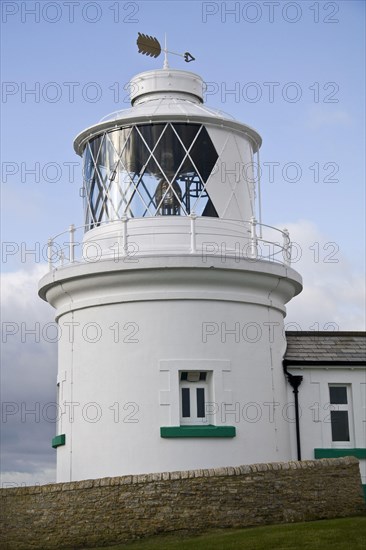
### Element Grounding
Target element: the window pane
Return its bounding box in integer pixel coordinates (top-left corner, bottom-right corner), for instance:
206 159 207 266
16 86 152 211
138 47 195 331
180 372 188 381
329 386 347 404
189 126 218 183
137 123 166 150
152 124 186 176
197 388 205 418
199 372 207 381
173 123 200 149
182 388 190 417
330 411 350 441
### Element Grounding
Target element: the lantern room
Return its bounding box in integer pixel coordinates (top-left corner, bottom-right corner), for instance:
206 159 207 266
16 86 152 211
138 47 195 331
73 69 262 231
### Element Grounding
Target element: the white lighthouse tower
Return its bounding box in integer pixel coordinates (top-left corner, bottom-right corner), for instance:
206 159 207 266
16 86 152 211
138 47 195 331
39 57 302 482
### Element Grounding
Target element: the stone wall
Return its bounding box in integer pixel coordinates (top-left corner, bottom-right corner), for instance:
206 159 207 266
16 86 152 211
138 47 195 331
1 457 365 550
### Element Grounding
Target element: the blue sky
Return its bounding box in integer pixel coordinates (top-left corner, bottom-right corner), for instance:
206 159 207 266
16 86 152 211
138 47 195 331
2 1 365 260
1 1 365 484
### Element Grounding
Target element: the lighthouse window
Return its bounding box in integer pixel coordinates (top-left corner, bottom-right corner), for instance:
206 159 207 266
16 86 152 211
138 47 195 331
83 123 218 228
180 371 209 424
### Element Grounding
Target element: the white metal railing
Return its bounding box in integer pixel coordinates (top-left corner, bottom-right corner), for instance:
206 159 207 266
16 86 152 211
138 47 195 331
46 216 293 272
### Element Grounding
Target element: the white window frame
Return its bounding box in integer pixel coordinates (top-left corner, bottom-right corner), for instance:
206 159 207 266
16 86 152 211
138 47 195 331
179 371 211 425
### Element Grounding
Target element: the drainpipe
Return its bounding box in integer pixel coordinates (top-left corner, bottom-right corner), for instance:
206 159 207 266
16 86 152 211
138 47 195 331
283 363 303 461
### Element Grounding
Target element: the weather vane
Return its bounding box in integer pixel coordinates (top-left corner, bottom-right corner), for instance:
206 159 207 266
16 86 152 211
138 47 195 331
136 32 195 64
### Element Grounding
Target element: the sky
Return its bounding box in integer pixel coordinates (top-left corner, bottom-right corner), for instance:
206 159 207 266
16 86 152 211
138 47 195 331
1 0 365 486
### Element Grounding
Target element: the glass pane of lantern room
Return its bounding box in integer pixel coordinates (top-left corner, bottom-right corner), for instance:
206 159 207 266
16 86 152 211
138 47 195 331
152 124 187 176
173 124 218 217
127 172 156 218
137 124 185 216
173 123 201 149
84 145 95 185
189 126 218 183
128 125 169 217
113 127 147 218
83 123 219 221
83 135 106 226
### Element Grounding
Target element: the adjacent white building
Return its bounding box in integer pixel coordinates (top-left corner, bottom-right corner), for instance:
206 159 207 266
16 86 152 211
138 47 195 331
284 331 366 497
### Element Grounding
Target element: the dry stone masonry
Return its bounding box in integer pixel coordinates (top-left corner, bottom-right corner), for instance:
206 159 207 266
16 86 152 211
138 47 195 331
1 457 365 549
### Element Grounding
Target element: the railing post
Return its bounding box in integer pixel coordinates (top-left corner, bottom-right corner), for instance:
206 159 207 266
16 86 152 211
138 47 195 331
47 238 53 271
283 228 291 266
69 224 75 263
190 212 197 254
250 216 258 259
122 216 128 256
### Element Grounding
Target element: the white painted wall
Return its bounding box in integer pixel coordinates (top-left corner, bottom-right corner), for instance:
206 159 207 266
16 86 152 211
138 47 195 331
40 255 302 481
286 367 366 485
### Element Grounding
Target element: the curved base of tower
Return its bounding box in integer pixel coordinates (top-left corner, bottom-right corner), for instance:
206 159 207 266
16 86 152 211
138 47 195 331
40 255 302 482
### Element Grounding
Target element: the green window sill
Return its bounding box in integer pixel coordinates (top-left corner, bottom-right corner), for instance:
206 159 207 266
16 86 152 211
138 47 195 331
160 425 236 438
52 434 66 448
314 448 366 460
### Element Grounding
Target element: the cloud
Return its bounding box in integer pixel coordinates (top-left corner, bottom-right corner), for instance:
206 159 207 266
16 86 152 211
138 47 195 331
1 264 57 485
1 468 56 489
281 219 365 330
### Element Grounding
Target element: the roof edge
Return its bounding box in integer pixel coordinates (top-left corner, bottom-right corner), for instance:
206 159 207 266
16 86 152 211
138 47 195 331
284 359 366 367
285 331 366 337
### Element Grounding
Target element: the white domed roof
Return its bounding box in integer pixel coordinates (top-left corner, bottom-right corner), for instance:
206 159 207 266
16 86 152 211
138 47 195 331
73 68 262 155
99 97 236 124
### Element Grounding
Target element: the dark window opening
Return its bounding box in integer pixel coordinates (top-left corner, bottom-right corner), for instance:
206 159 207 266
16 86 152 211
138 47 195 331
330 410 350 441
329 386 348 405
182 388 190 418
197 388 205 418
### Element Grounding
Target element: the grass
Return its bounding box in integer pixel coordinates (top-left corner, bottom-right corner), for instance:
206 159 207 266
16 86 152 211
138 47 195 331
83 515 366 550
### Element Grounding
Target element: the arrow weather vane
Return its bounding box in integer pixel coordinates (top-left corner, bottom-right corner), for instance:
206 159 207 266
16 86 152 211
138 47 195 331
136 32 195 64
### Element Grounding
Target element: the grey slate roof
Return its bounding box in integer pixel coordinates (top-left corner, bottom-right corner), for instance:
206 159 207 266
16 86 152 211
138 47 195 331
284 332 366 365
